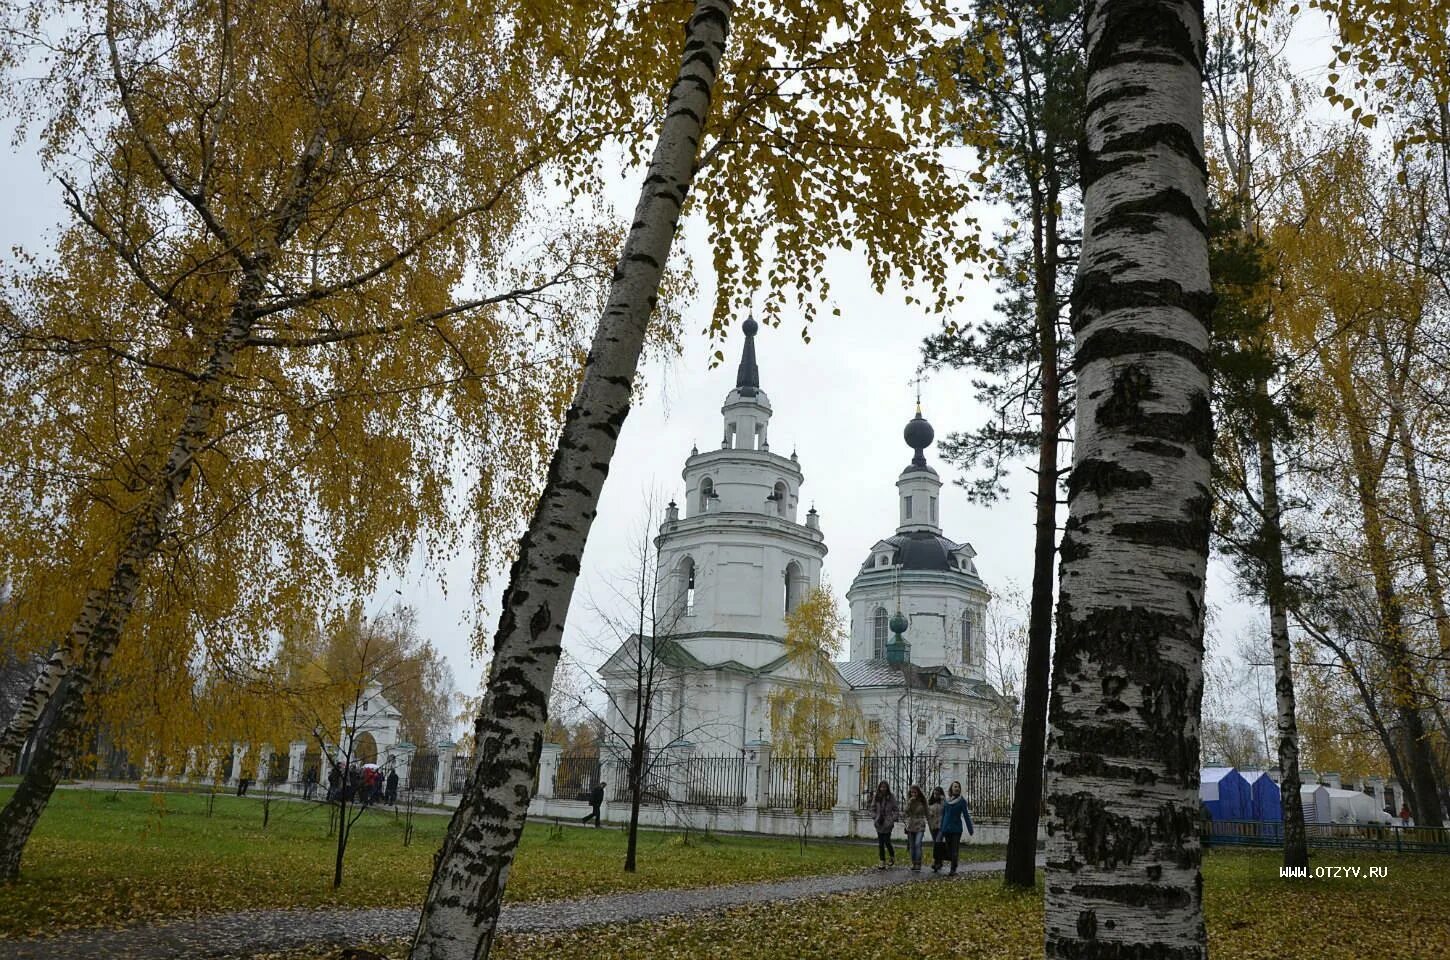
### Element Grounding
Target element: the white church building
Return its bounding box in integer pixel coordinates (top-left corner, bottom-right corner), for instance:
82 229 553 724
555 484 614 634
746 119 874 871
600 319 1012 760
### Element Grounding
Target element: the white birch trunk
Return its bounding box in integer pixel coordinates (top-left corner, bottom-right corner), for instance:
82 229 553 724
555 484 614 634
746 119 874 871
1043 0 1211 956
406 4 732 958
0 285 262 878
1253 376 1308 868
0 59 335 873
0 645 73 773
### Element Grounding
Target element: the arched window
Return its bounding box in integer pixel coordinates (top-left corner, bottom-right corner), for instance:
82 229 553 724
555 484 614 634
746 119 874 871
961 612 973 664
772 481 788 518
872 606 889 659
784 561 803 614
698 477 714 514
679 557 697 617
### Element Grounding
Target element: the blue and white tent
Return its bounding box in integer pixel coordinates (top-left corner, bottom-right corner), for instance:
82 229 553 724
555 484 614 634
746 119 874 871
1200 767 1253 821
1240 770 1282 823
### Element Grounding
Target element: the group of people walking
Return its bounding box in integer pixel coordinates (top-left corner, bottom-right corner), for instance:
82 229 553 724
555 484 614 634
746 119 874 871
870 780 974 874
323 761 400 806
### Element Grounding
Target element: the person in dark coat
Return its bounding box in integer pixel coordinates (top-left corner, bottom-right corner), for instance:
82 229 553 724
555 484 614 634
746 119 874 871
385 769 400 805
927 786 946 872
582 781 606 827
939 780 975 875
326 762 342 802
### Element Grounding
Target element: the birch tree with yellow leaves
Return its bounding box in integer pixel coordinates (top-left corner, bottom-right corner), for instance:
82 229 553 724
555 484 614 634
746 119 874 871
0 0 707 877
411 1 988 955
1275 134 1447 826
768 589 860 758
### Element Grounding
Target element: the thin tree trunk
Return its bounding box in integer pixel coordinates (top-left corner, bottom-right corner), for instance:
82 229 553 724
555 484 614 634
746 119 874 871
1043 0 1212 955
1376 327 1450 671
625 745 644 873
0 272 271 880
0 646 72 773
1005 171 1060 890
0 72 336 874
1332 351 1444 827
406 5 731 957
1251 373 1308 868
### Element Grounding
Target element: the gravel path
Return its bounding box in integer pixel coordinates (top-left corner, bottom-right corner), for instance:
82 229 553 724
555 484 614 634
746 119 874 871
0 860 1014 959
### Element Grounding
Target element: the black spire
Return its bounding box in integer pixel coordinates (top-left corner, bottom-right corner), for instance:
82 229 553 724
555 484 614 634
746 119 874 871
735 317 760 396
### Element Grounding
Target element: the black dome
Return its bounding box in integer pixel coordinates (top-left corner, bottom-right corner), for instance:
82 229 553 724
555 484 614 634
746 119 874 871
904 411 933 467
862 531 966 572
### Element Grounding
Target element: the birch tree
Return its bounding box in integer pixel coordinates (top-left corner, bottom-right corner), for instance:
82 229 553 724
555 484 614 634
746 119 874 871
411 0 983 955
1042 0 1212 955
1202 3 1314 868
0 0 667 877
768 588 860 757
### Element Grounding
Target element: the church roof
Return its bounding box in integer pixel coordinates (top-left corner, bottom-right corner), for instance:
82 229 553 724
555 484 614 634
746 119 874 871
835 659 1000 700
862 530 969 572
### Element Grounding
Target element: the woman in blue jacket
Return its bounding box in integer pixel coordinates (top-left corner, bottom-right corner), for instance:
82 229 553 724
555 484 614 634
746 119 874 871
938 780 974 875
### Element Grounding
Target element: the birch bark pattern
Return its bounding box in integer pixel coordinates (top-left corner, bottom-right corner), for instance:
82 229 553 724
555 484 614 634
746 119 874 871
1252 374 1308 869
406 4 731 957
0 646 72 773
1043 0 1212 956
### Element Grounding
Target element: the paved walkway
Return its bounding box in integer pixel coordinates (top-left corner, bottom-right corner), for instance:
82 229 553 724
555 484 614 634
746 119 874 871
0 860 1017 959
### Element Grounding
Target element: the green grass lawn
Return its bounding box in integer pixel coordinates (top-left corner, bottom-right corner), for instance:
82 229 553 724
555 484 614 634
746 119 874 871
0 786 1002 937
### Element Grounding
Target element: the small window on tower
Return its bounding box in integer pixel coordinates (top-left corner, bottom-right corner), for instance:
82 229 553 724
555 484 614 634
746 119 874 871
902 496 913 522
755 424 763 450
872 607 888 659
917 719 927 735
961 614 973 663
930 497 937 522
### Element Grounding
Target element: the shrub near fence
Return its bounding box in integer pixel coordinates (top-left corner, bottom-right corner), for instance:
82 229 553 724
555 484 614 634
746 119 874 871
769 756 836 812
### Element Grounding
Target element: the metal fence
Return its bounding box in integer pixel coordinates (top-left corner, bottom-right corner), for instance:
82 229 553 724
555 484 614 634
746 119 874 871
449 753 474 794
606 757 670 805
958 758 1016 820
859 754 941 809
409 749 439 793
768 755 837 811
685 755 748 807
554 752 602 800
1204 819 1450 853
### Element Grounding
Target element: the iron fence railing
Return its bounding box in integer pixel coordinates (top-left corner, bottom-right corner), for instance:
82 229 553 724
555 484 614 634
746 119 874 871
409 749 438 793
606 757 670 804
448 753 473 794
958 758 1016 820
1204 819 1450 854
554 752 602 800
859 754 941 809
768 755 836 811
685 755 748 807
265 753 288 785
